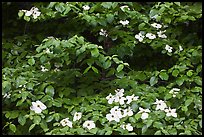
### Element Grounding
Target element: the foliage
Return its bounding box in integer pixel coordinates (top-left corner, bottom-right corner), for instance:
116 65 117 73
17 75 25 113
2 2 202 135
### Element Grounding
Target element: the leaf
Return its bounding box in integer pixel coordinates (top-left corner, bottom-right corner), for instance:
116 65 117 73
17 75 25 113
186 70 193 77
185 98 193 106
142 125 148 134
46 115 54 123
9 124 16 133
101 2 112 9
18 114 26 126
92 66 99 74
83 66 91 74
29 124 36 132
146 119 154 128
33 115 41 124
40 120 49 132
159 72 169 80
153 121 163 129
154 130 162 135
40 55 47 63
176 77 184 86
116 64 124 72
138 23 146 30
103 60 111 69
45 85 55 97
106 14 114 23
28 58 35 66
55 3 65 13
172 69 179 77
91 48 99 57
18 10 24 18
89 128 98 134
134 113 141 120
150 76 158 86
24 16 30 22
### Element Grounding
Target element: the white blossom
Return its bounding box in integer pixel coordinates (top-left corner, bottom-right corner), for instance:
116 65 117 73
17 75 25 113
41 65 48 72
119 20 129 26
110 106 123 118
83 120 96 130
165 45 173 53
164 107 177 117
106 93 115 104
146 33 156 39
25 11 32 16
123 107 133 117
60 118 73 127
169 88 180 97
179 46 183 51
30 100 47 114
141 112 149 119
73 112 82 121
135 32 145 42
99 29 108 37
82 5 90 10
121 123 133 131
22 7 41 19
153 99 167 110
3 93 11 99
151 23 162 29
114 96 126 105
138 107 150 120
106 113 120 122
126 94 139 104
157 30 167 38
120 5 130 11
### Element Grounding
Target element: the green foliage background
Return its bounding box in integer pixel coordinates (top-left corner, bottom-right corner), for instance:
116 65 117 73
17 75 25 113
2 2 202 135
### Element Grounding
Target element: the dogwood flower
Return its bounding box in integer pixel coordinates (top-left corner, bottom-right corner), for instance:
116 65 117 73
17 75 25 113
41 65 48 72
120 20 129 26
123 107 133 117
110 106 123 118
138 107 150 120
121 123 133 131
83 120 96 130
3 93 11 99
82 5 90 10
114 96 126 105
165 45 173 53
73 112 82 121
169 88 180 97
141 113 149 120
106 113 120 122
120 5 130 11
126 94 139 104
151 23 162 29
99 29 108 37
30 100 47 114
164 107 177 117
135 33 145 42
22 7 41 19
179 46 183 51
146 33 156 39
153 99 167 110
60 118 73 127
106 93 115 104
157 30 167 38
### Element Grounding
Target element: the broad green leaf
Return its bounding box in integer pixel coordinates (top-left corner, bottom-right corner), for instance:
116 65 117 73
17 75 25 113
29 124 36 132
154 130 162 135
146 119 154 128
89 128 98 134
135 113 141 120
153 121 163 129
91 48 99 57
33 115 41 124
112 57 120 64
40 55 47 63
40 120 49 132
185 98 193 106
55 3 65 13
101 2 112 9
142 125 148 134
159 72 169 80
46 115 54 123
116 64 124 72
186 70 193 77
176 77 184 86
28 58 35 66
9 124 16 133
45 85 55 97
18 114 26 126
24 16 30 22
103 60 111 69
92 66 99 74
172 69 179 77
150 76 158 86
138 23 146 30
106 14 114 23
18 10 24 18
83 66 91 74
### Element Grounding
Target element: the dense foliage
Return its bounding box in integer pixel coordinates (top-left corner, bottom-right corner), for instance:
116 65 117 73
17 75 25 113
2 2 202 135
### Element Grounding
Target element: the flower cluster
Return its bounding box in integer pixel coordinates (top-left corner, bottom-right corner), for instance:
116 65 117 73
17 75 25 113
153 99 177 117
21 7 41 19
119 20 129 26
30 100 47 114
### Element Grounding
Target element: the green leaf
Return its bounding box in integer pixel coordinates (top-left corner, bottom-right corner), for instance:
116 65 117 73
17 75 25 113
101 2 112 9
91 48 99 57
159 72 169 80
18 10 24 18
176 77 184 86
115 71 124 78
153 121 163 129
46 115 54 123
29 124 36 132
181 15 188 20
83 66 91 74
28 58 35 66
116 64 124 72
129 117 136 123
150 76 158 86
103 60 111 69
55 3 65 13
186 70 193 77
45 85 55 97
24 16 30 22
172 69 179 77
138 23 146 30
185 98 193 106
9 124 16 133
106 14 114 23
89 128 98 134
154 130 162 135
142 125 148 134
40 55 47 63
2 81 11 92
40 120 49 132
134 113 141 120
91 66 99 74
18 114 26 126
112 57 120 64
33 115 41 124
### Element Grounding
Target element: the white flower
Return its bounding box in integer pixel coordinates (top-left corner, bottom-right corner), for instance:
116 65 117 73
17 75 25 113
121 123 133 131
83 120 96 130
106 113 120 122
110 106 123 118
25 10 32 16
106 93 115 104
115 89 124 97
151 23 162 29
138 107 151 113
114 96 126 105
99 29 108 37
164 107 177 117
3 93 11 99
120 5 130 11
123 107 133 117
135 32 145 42
169 88 180 97
73 112 82 121
30 100 47 114
157 30 167 38
41 65 48 72
60 118 73 127
146 33 156 39
126 94 139 104
138 107 150 120
165 45 173 53
179 46 183 51
141 112 149 119
54 68 60 72
23 7 41 19
119 20 129 26
82 5 90 10
153 99 167 111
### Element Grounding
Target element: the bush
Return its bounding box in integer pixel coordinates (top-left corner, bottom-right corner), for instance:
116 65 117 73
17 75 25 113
2 2 202 135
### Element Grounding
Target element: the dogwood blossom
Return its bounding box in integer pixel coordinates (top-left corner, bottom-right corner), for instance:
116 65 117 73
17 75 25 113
73 112 82 121
179 46 183 51
83 120 96 130
120 5 130 11
153 99 167 110
126 94 139 104
110 106 123 118
21 7 41 19
99 29 108 37
146 33 156 39
106 93 115 104
151 23 162 29
138 107 150 120
60 118 73 127
3 93 11 99
82 5 90 10
121 123 133 131
30 100 47 114
120 20 129 26
157 30 167 38
123 107 133 117
164 107 177 117
41 65 48 72
135 32 145 42
169 88 180 97
165 45 173 53
106 113 120 122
